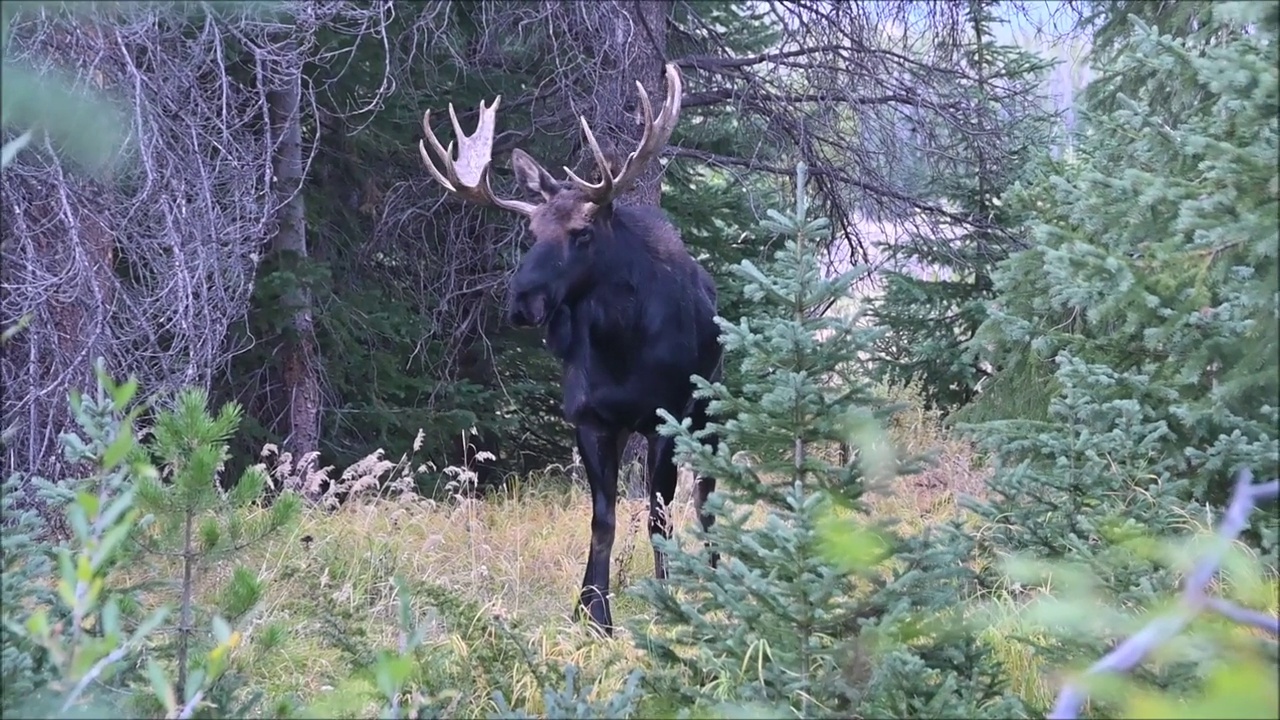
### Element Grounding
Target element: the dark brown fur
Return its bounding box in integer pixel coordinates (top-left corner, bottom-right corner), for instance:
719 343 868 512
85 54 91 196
414 64 713 638
505 163 723 637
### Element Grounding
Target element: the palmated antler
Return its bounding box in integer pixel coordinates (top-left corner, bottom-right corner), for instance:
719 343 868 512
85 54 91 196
563 62 683 205
419 97 539 217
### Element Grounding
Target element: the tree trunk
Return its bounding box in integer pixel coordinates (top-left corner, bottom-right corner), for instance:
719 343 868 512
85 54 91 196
592 0 671 498
620 0 671 207
267 42 321 501
576 0 671 208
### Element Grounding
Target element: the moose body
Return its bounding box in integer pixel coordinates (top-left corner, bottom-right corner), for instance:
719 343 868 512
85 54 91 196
531 206 721 434
417 64 721 634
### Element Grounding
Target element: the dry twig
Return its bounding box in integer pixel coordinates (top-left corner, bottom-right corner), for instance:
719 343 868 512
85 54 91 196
1 1 397 493
1048 468 1280 720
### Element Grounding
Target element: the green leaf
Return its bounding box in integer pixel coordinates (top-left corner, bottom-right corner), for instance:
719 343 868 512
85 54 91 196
185 668 206 703
838 407 895 484
98 490 136 534
92 509 137 572
0 61 127 174
1124 657 1280 718
24 608 49 640
0 128 31 168
111 376 139 410
816 512 892 572
373 652 414 701
131 606 171 643
101 598 121 636
132 460 160 484
211 615 232 645
92 357 116 397
0 312 32 343
75 491 101 522
56 551 76 607
101 430 135 471
66 503 90 541
75 552 94 585
147 658 177 712
70 635 114 677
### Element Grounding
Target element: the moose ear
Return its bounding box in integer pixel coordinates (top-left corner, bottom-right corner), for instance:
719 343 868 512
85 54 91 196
510 148 561 202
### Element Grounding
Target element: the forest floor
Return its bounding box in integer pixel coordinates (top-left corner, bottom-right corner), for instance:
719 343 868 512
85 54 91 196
121 387 1060 717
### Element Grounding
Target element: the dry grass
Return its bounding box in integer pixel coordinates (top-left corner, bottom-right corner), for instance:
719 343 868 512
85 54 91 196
104 381 1014 716
110 382 1280 717
120 475 721 716
110 380 1032 716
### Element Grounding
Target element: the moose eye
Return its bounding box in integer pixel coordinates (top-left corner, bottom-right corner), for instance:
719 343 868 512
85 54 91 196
569 228 592 245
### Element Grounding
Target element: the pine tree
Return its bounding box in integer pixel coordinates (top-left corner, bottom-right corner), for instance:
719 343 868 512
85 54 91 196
129 388 301 716
1 471 56 716
961 1 1279 713
870 0 1055 414
629 164 1025 718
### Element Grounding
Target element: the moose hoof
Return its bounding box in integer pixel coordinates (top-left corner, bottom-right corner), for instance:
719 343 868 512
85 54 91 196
575 589 614 637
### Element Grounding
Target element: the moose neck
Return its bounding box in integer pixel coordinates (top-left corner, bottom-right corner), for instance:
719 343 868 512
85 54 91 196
587 204 676 285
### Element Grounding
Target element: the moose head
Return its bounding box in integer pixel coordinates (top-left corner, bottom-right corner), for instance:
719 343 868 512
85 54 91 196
416 64 684 329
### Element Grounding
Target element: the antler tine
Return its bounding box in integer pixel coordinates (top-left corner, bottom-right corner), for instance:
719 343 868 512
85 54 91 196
564 63 683 204
417 97 538 217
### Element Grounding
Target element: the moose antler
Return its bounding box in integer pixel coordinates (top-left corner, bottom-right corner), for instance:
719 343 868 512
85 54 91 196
563 62 683 205
418 96 538 217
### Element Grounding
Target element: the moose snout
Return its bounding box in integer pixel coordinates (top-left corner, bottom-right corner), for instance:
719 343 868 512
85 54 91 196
508 291 548 327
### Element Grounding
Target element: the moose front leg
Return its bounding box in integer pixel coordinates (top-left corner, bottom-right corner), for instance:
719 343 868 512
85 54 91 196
573 424 627 636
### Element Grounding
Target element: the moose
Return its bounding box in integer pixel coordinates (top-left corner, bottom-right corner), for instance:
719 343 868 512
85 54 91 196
416 64 722 635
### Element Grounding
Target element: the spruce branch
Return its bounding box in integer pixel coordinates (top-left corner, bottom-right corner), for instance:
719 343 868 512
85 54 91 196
1048 468 1280 720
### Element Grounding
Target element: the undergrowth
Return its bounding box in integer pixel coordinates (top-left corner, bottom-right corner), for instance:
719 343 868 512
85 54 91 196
3 372 1272 719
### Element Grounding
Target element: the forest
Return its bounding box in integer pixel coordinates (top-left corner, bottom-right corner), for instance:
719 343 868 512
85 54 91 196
1 0 1277 718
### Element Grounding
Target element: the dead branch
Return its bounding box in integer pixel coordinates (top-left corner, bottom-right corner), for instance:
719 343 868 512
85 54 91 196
0 1 398 493
372 0 1058 393
1047 468 1280 720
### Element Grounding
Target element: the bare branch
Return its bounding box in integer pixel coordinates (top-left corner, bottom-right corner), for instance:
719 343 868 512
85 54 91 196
1048 469 1280 720
1206 597 1280 636
1 1 399 491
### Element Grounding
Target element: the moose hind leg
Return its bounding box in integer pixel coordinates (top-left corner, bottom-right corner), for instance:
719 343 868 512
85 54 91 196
689 398 721 569
646 433 678 581
574 424 626 636
694 472 719 569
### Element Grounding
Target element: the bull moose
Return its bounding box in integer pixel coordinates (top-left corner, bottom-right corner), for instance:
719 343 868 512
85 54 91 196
416 64 722 634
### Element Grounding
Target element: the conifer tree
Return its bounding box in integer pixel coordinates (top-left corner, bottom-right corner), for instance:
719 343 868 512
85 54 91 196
870 0 1055 414
630 164 1025 718
962 1 1279 712
1 472 56 716
129 388 301 715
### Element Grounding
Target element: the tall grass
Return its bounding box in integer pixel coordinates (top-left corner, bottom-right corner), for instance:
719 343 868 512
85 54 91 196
105 381 1134 716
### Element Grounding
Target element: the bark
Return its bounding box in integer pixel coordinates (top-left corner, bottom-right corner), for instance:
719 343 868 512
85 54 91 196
609 0 673 497
267 40 321 500
574 0 671 209
620 0 671 207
